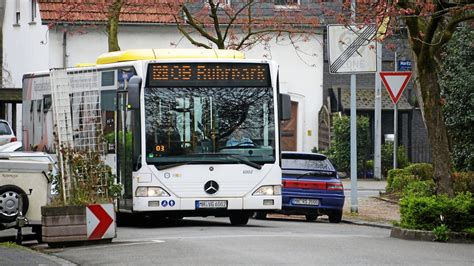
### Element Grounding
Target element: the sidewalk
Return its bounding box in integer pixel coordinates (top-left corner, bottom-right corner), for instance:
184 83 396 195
341 178 400 228
0 244 72 265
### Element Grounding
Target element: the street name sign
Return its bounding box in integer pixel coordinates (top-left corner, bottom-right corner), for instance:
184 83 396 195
327 24 377 74
380 72 412 104
86 204 115 240
398 60 412 71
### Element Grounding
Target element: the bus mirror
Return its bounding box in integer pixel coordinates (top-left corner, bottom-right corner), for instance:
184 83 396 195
128 76 142 110
279 93 291 121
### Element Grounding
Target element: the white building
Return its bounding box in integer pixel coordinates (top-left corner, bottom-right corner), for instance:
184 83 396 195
2 0 324 152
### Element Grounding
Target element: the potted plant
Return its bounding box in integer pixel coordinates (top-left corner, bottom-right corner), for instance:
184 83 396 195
41 143 122 247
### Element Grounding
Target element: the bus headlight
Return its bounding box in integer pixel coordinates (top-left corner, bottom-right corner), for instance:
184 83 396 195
135 186 170 197
252 185 281 196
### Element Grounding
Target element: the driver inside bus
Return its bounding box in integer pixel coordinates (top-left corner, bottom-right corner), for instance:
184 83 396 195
226 128 254 147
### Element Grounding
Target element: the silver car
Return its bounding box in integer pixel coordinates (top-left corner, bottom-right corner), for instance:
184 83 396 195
0 119 16 146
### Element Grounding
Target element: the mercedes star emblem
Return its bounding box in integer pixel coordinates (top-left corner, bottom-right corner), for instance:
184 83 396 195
204 180 219 194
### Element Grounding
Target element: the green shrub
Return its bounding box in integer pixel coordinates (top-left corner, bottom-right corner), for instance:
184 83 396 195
433 224 449 242
387 168 408 192
405 163 434 181
386 164 435 194
381 142 410 177
402 180 436 198
391 174 417 195
452 171 474 194
400 192 474 232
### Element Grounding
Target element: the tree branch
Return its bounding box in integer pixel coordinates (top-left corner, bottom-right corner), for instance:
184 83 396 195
172 9 212 49
223 0 255 42
433 11 474 52
207 0 225 48
182 4 219 45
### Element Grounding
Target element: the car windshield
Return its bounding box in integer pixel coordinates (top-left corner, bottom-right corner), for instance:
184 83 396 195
144 87 275 167
282 158 334 171
0 122 12 135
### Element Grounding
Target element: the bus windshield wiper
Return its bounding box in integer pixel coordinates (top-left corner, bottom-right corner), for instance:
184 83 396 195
226 154 262 170
192 153 262 170
156 161 199 170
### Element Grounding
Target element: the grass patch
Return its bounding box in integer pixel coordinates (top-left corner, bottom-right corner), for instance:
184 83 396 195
0 242 28 250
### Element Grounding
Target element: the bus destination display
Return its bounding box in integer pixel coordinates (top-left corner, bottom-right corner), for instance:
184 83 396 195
147 63 271 87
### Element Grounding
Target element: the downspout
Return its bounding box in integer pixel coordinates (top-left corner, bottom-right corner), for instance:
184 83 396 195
62 24 67 68
0 0 6 85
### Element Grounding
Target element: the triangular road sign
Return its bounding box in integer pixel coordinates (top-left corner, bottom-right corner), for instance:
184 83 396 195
380 72 412 104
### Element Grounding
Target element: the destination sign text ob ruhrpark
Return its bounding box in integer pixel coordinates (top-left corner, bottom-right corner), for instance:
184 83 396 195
147 63 271 87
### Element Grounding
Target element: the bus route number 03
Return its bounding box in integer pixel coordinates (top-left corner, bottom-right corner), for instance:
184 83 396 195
155 145 165 152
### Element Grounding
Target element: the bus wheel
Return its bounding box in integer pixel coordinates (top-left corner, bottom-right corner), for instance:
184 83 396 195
253 211 267 220
229 214 249 225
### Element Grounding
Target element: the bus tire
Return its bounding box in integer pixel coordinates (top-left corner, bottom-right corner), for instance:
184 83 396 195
0 185 29 223
229 214 249 225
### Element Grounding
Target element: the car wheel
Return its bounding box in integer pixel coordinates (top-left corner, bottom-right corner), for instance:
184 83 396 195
253 211 267 220
0 185 29 223
305 214 318 221
229 214 250 225
328 210 343 223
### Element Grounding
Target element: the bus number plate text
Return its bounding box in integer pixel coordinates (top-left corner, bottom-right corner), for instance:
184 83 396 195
196 200 228 209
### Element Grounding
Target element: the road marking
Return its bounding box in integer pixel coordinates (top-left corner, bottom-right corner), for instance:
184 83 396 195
67 240 165 251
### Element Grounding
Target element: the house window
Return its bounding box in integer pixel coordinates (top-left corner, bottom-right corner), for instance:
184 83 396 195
205 0 231 6
31 0 37 22
14 0 21 25
15 12 21 24
274 0 299 6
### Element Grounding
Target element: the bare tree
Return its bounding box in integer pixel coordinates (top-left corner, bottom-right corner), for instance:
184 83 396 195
171 0 319 51
350 0 474 196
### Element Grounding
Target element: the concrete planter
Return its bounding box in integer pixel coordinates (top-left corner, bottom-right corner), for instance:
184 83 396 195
41 203 116 247
391 226 474 243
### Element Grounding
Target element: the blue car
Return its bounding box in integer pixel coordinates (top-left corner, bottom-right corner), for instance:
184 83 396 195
255 152 345 223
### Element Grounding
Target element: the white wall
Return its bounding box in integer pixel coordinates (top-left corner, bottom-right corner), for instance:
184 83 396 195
48 26 324 152
3 0 49 88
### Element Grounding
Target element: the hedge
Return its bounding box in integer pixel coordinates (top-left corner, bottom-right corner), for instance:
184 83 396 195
400 192 474 232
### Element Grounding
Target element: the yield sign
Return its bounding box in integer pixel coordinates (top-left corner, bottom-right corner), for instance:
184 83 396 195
380 72 412 104
86 204 115 240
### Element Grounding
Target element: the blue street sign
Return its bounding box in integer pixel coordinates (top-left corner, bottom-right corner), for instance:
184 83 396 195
398 60 412 71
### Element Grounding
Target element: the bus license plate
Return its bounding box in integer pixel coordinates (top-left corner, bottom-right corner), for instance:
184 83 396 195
292 198 320 206
196 200 227 209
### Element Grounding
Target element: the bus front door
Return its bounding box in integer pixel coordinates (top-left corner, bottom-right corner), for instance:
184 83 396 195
117 91 133 211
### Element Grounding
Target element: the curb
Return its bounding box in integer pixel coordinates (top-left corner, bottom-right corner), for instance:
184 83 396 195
342 219 393 229
372 196 399 204
390 227 474 243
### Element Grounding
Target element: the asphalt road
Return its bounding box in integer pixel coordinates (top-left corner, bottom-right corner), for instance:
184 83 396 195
44 217 473 265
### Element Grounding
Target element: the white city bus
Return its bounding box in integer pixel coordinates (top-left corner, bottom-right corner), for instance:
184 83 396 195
22 49 290 225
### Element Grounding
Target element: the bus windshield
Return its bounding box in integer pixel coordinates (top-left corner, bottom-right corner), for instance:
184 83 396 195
144 86 275 167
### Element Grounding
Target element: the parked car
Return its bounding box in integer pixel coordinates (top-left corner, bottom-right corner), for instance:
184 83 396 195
0 119 16 147
255 152 345 223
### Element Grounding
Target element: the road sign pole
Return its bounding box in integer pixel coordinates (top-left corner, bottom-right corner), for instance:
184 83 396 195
394 103 398 169
374 41 382 180
393 52 398 169
350 0 358 213
350 74 358 213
